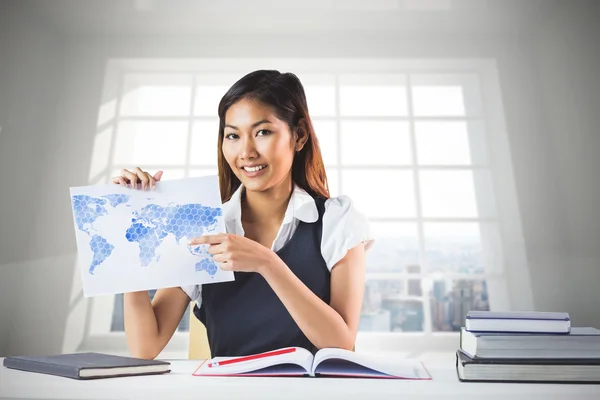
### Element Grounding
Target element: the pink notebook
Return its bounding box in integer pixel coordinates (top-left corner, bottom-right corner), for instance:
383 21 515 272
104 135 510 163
193 347 431 379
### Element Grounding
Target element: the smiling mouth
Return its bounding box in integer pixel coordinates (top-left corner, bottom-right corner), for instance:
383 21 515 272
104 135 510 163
242 165 267 172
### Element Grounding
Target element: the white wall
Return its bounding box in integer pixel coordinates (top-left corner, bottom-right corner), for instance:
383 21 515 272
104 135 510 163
0 1 10 357
524 0 600 325
0 2 67 356
1 1 599 356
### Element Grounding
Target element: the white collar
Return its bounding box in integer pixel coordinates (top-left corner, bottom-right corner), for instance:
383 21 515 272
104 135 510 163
223 182 318 225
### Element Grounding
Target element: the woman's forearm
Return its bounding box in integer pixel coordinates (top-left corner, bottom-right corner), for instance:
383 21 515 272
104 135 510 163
123 291 160 358
123 288 191 359
258 258 355 350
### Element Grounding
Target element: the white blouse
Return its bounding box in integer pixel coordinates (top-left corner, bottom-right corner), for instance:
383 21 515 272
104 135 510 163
181 183 374 305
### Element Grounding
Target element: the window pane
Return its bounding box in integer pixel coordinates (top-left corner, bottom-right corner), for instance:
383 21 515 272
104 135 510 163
341 121 411 165
366 223 419 272
360 279 400 332
342 170 415 218
416 121 473 165
313 119 337 166
190 120 219 166
120 74 192 117
387 297 424 332
423 223 484 274
189 168 219 178
194 86 228 117
306 86 336 116
159 169 186 181
420 170 496 218
427 278 490 332
194 74 241 116
111 290 190 332
296 74 336 117
111 167 186 182
358 279 424 332
411 74 481 117
412 86 465 117
340 74 407 116
113 121 188 166
360 279 424 332
419 170 477 218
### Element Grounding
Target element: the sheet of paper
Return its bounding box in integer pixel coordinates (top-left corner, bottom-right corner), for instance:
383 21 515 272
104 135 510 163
69 175 234 297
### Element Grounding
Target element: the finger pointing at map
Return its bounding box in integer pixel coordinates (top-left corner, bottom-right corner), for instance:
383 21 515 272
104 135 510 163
188 233 279 273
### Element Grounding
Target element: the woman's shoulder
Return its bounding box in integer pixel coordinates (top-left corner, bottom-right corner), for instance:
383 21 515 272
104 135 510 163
323 194 353 208
323 194 366 220
320 194 374 271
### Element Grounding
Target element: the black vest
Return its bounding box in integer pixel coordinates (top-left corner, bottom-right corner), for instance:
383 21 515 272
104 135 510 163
193 197 330 357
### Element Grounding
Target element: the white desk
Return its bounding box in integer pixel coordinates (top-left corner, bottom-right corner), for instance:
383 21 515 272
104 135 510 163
2 353 600 400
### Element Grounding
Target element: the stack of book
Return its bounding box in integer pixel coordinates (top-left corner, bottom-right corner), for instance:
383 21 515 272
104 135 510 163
456 311 600 383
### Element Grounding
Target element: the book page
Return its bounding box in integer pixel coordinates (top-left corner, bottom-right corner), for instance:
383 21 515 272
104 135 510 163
312 348 430 379
194 347 314 376
69 175 234 296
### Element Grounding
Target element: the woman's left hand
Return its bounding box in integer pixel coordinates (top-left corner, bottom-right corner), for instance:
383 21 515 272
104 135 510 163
188 233 278 274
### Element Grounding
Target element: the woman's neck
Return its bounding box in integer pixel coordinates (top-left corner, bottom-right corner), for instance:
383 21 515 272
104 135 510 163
241 177 293 225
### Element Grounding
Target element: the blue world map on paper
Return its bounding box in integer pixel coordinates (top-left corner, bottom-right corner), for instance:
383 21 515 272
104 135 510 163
71 193 222 276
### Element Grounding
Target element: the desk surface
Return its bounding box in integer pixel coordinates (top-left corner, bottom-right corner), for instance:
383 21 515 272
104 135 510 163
2 353 600 400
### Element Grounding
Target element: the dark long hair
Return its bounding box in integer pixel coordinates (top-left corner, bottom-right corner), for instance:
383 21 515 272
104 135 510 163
217 70 330 202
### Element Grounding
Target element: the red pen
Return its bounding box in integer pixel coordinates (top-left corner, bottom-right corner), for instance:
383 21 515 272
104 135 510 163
207 347 297 368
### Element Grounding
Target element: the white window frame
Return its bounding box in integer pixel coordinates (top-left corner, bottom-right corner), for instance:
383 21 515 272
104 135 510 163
78 58 530 356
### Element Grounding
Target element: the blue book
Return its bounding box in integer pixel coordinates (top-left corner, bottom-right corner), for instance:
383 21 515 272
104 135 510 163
465 311 570 333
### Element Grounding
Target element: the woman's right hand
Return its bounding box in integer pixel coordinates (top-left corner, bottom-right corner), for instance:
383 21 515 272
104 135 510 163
111 167 163 190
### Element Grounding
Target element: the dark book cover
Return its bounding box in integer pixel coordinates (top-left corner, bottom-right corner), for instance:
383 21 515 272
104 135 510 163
3 352 171 380
456 350 600 384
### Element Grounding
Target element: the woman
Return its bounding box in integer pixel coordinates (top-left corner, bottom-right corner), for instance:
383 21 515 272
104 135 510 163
114 70 373 359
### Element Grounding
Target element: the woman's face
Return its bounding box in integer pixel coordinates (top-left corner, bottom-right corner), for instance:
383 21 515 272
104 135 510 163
222 98 297 193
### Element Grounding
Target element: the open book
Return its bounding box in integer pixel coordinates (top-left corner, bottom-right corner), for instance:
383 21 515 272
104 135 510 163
193 347 431 379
